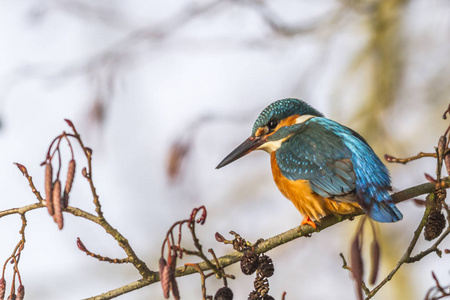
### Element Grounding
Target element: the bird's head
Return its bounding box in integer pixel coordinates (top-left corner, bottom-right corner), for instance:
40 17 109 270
216 98 324 169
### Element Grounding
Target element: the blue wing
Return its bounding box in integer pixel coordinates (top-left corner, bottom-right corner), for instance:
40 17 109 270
275 117 402 222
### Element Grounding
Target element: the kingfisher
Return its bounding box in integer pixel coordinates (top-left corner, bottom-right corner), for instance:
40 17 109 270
216 98 402 228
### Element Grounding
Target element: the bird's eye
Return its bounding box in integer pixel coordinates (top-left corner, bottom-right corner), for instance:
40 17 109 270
267 119 278 130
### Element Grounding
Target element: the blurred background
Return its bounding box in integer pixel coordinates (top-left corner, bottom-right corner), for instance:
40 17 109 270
1 0 450 299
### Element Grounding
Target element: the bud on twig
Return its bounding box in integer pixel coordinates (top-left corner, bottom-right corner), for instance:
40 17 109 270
85 147 93 157
63 159 76 208
384 154 395 162
52 180 63 230
82 167 88 178
76 237 88 252
45 163 54 216
215 232 225 243
14 163 28 176
424 173 437 184
64 119 74 128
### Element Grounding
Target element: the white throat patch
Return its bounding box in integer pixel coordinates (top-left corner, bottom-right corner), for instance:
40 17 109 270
257 139 284 154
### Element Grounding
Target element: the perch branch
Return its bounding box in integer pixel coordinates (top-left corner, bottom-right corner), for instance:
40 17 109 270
83 177 448 300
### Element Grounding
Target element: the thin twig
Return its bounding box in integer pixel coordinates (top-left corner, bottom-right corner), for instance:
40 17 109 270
385 152 436 164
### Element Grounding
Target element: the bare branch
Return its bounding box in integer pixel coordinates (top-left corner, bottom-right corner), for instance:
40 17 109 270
83 177 447 300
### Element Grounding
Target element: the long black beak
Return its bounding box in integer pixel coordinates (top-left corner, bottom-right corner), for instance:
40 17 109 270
216 136 265 169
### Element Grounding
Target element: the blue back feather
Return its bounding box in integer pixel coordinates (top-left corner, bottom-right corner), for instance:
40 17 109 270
275 117 403 222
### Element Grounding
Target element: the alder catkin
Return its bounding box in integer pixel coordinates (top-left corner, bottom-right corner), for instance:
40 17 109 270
16 285 24 300
170 275 180 300
52 180 64 230
63 159 76 208
161 265 171 299
369 240 380 285
45 163 54 216
350 234 364 300
0 278 6 300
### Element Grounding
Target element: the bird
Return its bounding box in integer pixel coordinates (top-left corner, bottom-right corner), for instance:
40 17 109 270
216 98 402 228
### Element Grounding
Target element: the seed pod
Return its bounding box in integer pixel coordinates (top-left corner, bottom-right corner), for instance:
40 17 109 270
248 291 258 300
0 278 6 300
254 274 269 297
241 251 259 275
63 159 76 208
16 285 24 300
45 163 54 215
257 255 274 278
52 180 64 230
214 286 233 300
424 210 446 241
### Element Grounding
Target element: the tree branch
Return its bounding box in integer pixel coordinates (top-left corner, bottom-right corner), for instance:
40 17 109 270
83 177 448 300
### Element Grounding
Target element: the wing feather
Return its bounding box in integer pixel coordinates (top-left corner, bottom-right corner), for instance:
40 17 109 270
276 120 356 202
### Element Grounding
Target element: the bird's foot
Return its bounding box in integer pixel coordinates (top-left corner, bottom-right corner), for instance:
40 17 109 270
301 216 317 229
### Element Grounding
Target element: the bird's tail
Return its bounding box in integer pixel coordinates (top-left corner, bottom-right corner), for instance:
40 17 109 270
358 189 403 223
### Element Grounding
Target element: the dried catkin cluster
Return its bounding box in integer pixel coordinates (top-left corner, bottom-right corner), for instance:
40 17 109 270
241 251 275 300
43 159 76 230
159 256 180 300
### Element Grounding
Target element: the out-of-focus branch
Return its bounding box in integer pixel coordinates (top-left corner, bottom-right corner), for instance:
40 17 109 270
251 1 348 37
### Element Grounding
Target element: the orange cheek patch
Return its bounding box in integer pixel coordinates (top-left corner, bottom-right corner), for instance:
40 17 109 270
255 127 266 137
276 114 300 129
265 114 300 139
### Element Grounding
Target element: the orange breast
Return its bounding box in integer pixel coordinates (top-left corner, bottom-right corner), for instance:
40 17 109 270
270 152 360 221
